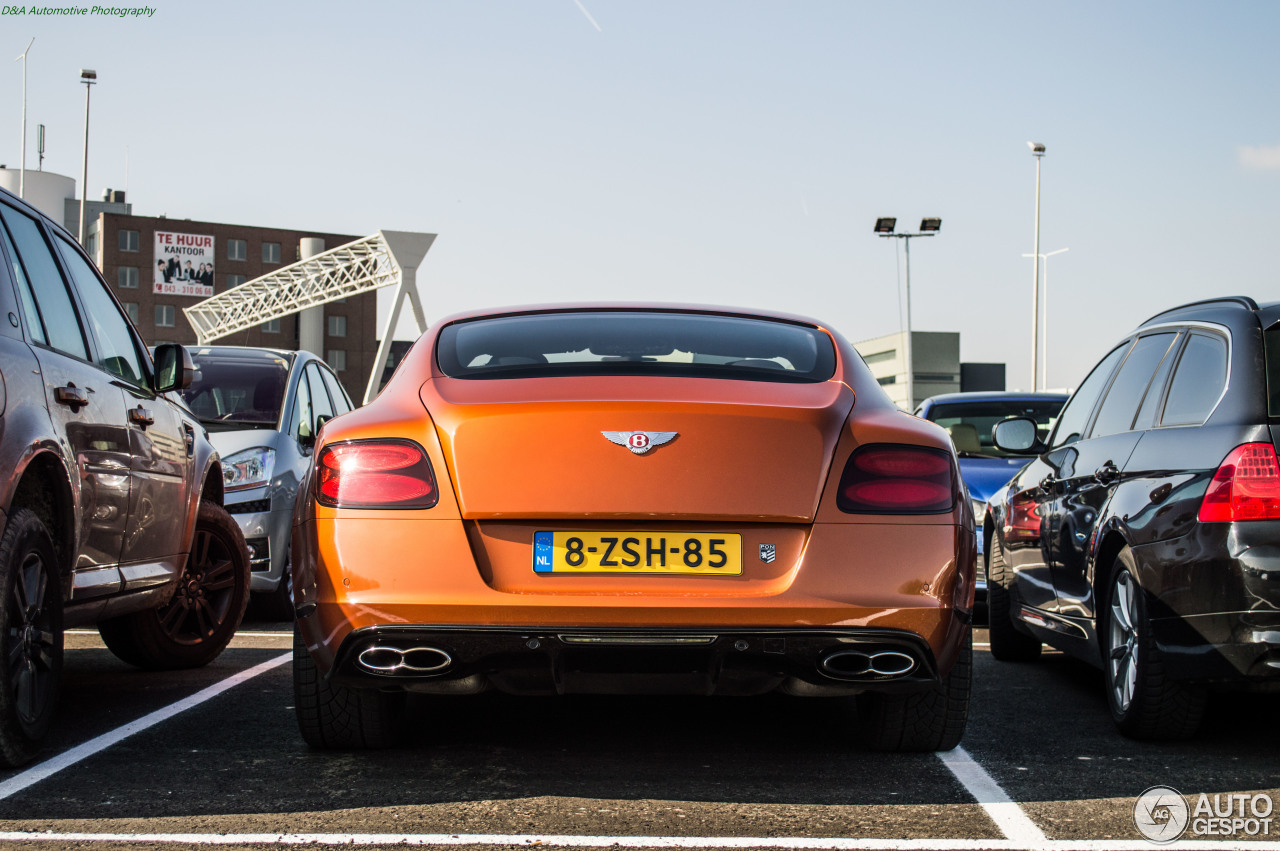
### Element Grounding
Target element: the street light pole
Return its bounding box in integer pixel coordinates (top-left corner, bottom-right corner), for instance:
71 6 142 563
1028 142 1045 391
876 217 941 411
78 69 97 246
1023 247 1068 390
15 38 34 199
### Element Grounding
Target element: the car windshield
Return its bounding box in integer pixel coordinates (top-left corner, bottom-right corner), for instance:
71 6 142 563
436 311 837 382
181 352 290 429
925 398 1066 458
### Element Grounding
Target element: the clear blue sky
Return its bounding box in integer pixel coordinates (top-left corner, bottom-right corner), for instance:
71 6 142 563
4 1 1277 391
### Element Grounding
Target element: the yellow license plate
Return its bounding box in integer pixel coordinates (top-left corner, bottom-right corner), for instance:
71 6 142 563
533 531 742 575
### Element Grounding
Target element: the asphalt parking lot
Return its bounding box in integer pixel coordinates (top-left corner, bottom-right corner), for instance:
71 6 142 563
0 620 1277 851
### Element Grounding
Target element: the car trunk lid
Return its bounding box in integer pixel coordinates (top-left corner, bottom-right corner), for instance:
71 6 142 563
422 376 853 522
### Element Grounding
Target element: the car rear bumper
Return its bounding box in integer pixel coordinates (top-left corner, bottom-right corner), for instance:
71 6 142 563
1151 611 1280 686
313 623 951 697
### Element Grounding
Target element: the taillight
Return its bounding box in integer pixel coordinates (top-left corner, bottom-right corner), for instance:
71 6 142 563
1198 443 1280 522
316 439 439 509
837 444 955 514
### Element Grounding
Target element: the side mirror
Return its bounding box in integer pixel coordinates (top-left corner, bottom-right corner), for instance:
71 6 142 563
993 417 1039 454
153 343 195 393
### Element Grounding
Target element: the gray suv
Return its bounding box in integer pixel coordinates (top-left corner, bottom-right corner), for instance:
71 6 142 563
0 187 250 766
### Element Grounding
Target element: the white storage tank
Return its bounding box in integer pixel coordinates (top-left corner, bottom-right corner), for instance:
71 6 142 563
0 168 76 223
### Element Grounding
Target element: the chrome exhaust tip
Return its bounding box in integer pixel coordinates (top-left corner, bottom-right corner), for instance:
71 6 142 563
356 645 453 676
819 649 917 680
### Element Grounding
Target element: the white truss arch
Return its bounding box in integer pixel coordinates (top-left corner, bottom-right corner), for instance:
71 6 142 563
183 230 436 403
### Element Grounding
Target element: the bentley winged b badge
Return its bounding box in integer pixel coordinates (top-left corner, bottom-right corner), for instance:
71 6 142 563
602 431 678 455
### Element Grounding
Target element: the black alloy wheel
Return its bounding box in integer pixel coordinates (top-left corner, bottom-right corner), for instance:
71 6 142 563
0 509 64 768
98 502 250 670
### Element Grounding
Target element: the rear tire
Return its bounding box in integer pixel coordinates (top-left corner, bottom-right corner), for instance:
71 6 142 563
293 624 404 749
1103 547 1207 740
0 509 63 768
857 629 971 752
986 537 1042 662
99 502 250 670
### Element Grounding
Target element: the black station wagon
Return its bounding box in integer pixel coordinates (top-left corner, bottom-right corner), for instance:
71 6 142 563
984 297 1280 739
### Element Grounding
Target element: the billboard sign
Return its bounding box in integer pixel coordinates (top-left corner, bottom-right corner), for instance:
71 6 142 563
154 231 215 297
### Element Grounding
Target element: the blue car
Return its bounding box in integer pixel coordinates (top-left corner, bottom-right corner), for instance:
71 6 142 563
914 391 1068 597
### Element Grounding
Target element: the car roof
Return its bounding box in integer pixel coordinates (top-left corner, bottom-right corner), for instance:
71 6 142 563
431 302 832 330
920 391 1069 405
1141 296 1280 330
189 345 299 363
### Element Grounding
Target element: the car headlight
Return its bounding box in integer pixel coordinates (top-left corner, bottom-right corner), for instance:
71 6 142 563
222 447 276 491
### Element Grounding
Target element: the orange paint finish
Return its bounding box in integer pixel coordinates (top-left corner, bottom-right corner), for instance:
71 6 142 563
424 376 853 522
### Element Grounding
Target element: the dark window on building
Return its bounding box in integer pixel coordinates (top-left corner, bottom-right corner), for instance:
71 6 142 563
262 318 280 333
118 266 139 289
328 315 347 337
124 302 139 323
227 274 247 288
327 349 347 371
228 239 247 261
118 229 140 252
156 304 176 327
262 242 281 264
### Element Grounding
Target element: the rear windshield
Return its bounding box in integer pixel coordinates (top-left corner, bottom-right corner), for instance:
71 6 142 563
181 352 290 429
436 311 837 382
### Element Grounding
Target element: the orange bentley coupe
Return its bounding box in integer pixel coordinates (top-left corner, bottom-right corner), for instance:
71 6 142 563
291 304 976 752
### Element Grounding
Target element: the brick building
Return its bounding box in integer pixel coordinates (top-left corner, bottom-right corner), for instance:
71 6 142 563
89 211 376 404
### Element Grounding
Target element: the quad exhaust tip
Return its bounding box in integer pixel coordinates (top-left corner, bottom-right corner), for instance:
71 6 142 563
819 649 917 680
357 645 452 675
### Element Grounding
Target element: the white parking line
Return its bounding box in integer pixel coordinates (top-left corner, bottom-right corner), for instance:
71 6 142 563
0 833 1277 849
0 651 291 802
937 745 1046 845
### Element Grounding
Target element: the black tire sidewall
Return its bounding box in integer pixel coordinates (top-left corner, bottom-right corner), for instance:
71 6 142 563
101 502 250 670
0 509 64 766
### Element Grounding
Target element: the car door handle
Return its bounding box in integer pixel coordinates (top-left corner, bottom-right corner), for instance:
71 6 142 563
1094 462 1120 484
1038 474 1057 491
182 423 196 457
128 405 154 428
54 383 89 409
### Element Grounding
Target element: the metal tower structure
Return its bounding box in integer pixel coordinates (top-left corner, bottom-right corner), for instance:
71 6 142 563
183 230 436 403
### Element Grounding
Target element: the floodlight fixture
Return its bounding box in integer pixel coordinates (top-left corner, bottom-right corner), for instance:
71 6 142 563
80 68 96 81
919 218 941 232
1028 141 1045 156
874 217 896 234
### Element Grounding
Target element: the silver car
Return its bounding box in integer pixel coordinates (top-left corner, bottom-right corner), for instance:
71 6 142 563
180 346 355 618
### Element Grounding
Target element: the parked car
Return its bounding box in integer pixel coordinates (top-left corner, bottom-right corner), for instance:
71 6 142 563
179 346 355 619
291 304 977 753
915 392 1068 591
0 186 250 767
984 296 1280 739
